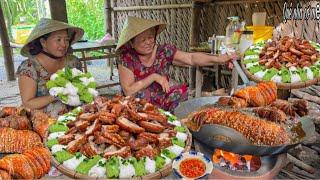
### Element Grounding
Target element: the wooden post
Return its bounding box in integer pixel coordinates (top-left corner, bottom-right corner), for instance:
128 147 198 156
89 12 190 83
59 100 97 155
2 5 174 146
0 3 15 81
104 0 112 34
111 0 118 38
189 1 203 96
189 1 202 47
195 67 203 97
49 0 68 22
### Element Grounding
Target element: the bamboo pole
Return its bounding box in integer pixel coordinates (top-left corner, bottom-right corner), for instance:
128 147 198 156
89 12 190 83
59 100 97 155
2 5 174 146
104 0 112 34
212 0 285 5
0 2 15 81
49 0 68 22
113 4 192 11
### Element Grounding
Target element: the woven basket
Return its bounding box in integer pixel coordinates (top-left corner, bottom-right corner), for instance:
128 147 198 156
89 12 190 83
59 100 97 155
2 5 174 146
240 56 320 90
50 127 192 179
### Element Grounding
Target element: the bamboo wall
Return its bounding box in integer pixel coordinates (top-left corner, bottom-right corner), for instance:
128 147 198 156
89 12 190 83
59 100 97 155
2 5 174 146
111 0 320 88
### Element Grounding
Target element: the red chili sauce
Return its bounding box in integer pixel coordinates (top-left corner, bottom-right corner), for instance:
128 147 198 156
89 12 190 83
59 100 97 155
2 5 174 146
179 158 206 178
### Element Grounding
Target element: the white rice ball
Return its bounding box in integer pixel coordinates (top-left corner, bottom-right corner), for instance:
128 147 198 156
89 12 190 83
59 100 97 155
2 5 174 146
244 55 259 60
145 157 156 174
176 132 188 142
88 159 107 178
168 120 181 127
254 70 267 79
63 155 86 170
303 67 314 80
51 144 66 154
48 132 65 140
119 161 135 178
167 145 184 156
291 73 301 83
271 75 282 83
245 62 259 68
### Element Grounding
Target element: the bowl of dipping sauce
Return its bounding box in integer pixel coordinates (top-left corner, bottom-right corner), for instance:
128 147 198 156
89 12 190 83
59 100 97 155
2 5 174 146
172 151 213 179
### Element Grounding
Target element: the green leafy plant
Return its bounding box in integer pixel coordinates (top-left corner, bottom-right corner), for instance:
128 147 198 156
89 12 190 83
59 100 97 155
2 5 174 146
66 0 105 40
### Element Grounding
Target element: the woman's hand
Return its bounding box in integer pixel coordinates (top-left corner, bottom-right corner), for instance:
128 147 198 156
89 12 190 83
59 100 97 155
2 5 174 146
153 74 170 93
217 53 238 64
218 53 239 69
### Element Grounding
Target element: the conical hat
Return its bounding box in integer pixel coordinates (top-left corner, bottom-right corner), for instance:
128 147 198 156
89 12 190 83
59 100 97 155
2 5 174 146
115 16 166 51
21 18 84 57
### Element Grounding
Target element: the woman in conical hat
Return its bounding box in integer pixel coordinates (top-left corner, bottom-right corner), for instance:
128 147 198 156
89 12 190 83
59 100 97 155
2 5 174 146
116 16 237 111
16 18 84 118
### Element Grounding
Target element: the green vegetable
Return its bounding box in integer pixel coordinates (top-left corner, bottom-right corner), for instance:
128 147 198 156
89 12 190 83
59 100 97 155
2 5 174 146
244 50 259 56
310 66 320 77
71 107 82 115
155 156 166 170
73 82 86 95
297 68 308 82
47 139 58 149
248 65 265 74
174 126 186 133
54 76 68 87
161 149 177 160
106 156 120 178
168 115 177 122
49 123 69 133
46 81 57 89
87 82 97 89
54 150 74 163
58 93 68 103
75 152 82 159
64 67 73 80
79 91 94 103
130 157 146 176
243 58 259 64
172 137 185 148
280 67 291 83
262 68 278 81
76 155 102 175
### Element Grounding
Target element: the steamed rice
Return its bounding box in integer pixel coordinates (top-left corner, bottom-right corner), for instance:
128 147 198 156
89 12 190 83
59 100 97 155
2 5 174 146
88 159 107 178
168 120 181 127
119 161 135 178
48 132 65 140
271 75 282 83
167 145 184 156
303 67 314 80
145 157 156 174
176 132 188 142
63 155 86 170
51 144 66 154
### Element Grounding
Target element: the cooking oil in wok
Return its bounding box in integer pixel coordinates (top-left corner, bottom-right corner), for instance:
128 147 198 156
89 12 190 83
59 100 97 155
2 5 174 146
290 122 306 143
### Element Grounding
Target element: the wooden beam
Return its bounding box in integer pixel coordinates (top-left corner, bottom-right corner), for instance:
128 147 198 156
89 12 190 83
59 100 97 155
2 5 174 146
113 4 192 11
49 0 68 22
189 1 202 47
0 3 15 81
104 0 112 34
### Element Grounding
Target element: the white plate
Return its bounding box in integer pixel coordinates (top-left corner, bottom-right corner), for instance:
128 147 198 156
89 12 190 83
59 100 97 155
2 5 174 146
172 151 213 179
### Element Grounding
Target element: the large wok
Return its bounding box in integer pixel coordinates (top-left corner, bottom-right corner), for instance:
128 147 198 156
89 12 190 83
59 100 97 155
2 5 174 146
174 96 316 156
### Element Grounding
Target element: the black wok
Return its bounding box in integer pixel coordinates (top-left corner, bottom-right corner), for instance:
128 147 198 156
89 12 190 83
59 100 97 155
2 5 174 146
174 96 316 156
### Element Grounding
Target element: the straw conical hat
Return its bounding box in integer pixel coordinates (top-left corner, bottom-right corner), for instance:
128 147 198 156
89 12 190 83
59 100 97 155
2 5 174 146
21 18 84 57
115 16 166 51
